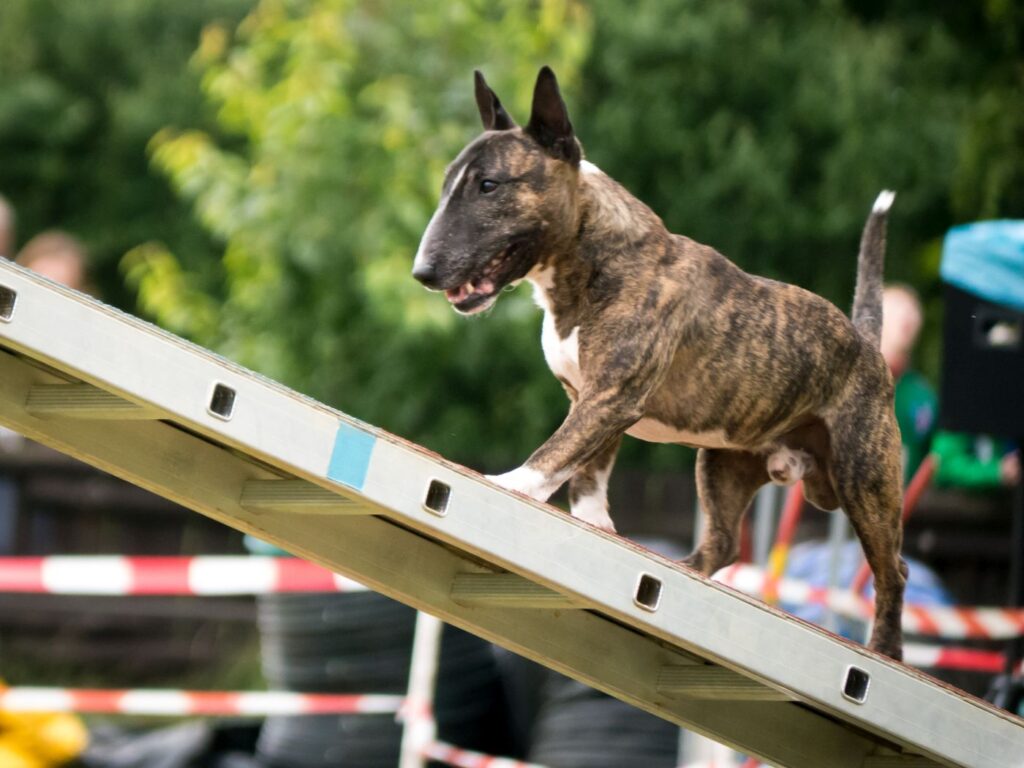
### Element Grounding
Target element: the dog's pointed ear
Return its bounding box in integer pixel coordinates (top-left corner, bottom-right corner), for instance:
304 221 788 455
474 71 516 131
526 66 580 165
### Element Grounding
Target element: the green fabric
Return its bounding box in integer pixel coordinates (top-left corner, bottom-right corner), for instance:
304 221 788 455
893 370 938 484
932 430 1005 489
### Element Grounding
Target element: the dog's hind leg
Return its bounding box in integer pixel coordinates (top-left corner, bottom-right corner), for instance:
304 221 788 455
683 449 769 575
829 406 907 660
568 435 621 532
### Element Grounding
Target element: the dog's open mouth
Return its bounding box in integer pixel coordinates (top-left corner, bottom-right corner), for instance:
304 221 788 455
444 247 521 315
445 277 498 314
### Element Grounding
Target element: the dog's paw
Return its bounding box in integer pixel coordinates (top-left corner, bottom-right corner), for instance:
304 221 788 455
486 466 557 502
570 493 617 533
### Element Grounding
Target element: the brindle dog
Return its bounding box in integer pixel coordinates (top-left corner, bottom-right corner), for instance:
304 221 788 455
413 67 907 660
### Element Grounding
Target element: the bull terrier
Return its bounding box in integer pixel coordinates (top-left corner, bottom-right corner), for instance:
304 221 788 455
413 67 906 660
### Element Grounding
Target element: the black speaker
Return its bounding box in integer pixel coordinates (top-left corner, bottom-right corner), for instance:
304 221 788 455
940 283 1024 438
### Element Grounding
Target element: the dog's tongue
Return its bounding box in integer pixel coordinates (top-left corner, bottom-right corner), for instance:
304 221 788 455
445 279 495 304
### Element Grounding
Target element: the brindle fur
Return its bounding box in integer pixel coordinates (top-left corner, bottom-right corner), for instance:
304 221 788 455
413 67 906 660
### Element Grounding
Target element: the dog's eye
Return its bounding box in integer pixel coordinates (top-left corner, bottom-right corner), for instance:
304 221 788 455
479 179 499 194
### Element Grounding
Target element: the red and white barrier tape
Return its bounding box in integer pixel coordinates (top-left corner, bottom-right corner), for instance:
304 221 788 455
4 556 1023 641
0 556 367 596
0 688 544 768
903 644 1022 674
714 563 1024 640
423 741 548 768
0 687 402 716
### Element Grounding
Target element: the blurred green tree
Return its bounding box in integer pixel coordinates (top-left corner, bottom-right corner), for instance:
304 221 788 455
579 0 967 299
840 0 1024 220
132 0 591 469
0 0 251 306
945 1 1024 221
132 0 1024 471
578 0 1023 389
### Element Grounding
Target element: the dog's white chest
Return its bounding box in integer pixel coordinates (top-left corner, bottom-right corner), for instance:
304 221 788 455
529 265 584 392
541 314 582 391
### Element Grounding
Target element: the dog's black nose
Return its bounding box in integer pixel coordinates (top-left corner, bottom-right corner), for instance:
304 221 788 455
412 262 440 288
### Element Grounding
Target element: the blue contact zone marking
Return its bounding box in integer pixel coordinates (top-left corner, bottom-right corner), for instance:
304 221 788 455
327 422 377 491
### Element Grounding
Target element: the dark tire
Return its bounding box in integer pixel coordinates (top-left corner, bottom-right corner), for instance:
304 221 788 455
434 626 515 757
261 644 413 693
256 592 514 765
256 714 400 768
528 695 679 768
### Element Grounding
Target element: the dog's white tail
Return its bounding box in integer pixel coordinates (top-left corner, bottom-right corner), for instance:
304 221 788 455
851 190 896 348
872 189 896 214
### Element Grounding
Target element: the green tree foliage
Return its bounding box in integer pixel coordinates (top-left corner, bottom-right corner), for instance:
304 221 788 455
5 1 1019 472
578 0 1023 386
133 0 590 469
841 0 1024 220
944 1 1024 220
133 0 1024 470
579 0 966 299
0 0 250 303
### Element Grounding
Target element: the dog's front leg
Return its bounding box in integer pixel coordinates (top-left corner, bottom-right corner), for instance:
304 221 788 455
487 393 642 527
567 435 621 531
489 313 678 529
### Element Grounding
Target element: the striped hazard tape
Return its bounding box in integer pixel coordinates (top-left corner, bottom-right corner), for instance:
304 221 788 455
0 687 403 716
903 644 1022 675
714 563 1024 641
4 556 1023 641
0 556 367 596
0 689 549 768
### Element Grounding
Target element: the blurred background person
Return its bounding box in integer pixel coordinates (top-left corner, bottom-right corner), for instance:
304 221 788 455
15 230 91 293
0 194 14 258
0 228 91 457
880 284 938 483
1 230 93 545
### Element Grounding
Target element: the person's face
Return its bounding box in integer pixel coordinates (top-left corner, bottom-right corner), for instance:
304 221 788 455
0 215 13 257
28 253 85 290
880 290 922 375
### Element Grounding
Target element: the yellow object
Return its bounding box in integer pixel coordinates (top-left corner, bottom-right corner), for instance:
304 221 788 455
0 701 88 767
764 544 790 604
0 737 46 768
767 544 789 580
24 713 89 764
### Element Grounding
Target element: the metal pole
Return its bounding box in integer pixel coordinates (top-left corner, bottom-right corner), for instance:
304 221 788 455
824 510 849 634
752 485 778 568
398 611 444 768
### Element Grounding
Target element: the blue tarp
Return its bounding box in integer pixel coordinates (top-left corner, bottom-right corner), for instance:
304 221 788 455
941 220 1024 312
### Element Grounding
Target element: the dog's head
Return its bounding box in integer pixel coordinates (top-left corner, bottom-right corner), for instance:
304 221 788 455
412 66 582 315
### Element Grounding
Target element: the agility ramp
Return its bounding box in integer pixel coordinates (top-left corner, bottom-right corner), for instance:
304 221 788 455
0 260 1020 768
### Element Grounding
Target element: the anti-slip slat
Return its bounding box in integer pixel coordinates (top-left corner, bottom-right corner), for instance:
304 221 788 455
240 479 370 514
450 573 582 608
0 259 1020 768
26 384 158 419
657 665 793 701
